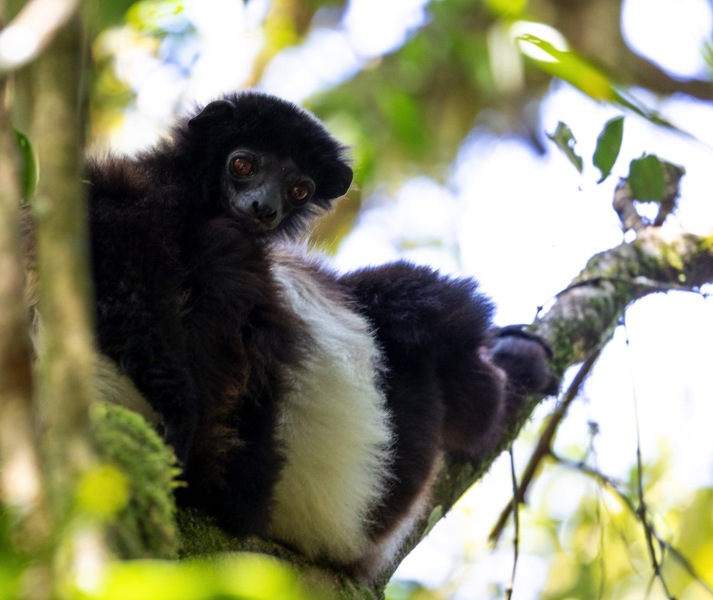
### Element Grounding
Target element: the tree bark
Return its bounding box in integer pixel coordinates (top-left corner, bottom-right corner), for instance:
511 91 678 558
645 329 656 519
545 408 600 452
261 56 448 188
7 3 113 594
0 65 48 557
23 9 99 513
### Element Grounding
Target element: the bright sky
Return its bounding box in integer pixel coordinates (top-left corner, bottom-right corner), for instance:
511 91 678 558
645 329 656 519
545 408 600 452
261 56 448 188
623 0 713 78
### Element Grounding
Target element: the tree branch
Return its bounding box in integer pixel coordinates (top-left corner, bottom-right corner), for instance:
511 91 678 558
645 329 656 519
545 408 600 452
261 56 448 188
376 229 713 588
14 2 113 591
175 228 713 599
0 64 48 551
24 5 98 513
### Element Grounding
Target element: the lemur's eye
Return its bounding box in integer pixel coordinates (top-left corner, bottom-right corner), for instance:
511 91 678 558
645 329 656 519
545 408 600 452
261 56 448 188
232 157 255 177
289 182 313 206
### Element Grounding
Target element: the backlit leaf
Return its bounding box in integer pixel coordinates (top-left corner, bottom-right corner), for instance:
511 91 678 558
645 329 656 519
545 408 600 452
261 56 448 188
547 121 583 173
628 154 665 202
516 34 615 101
593 116 624 183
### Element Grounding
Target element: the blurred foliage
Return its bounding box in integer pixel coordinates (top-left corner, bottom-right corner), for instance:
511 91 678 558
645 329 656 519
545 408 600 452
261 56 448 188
84 1 142 33
548 114 686 214
536 463 713 599
664 489 713 597
73 554 322 600
628 154 666 203
312 0 528 187
516 33 615 102
88 0 195 145
0 402 180 599
385 580 443 600
91 403 180 559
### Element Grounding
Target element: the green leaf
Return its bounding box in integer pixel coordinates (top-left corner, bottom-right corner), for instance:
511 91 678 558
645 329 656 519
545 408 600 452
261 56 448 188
628 154 665 202
547 121 583 173
13 130 38 201
516 34 616 101
516 32 699 141
593 116 624 183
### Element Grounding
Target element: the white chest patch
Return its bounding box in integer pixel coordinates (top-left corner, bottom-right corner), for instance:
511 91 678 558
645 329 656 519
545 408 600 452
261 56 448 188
267 257 393 564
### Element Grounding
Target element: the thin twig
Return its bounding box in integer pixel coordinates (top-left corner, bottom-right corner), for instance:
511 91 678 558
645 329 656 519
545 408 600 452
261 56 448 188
613 177 648 234
504 446 520 600
612 162 685 234
556 458 713 597
489 346 602 545
623 317 675 599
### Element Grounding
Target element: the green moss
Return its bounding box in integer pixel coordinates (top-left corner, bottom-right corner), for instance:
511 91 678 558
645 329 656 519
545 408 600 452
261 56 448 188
177 508 239 556
91 402 180 559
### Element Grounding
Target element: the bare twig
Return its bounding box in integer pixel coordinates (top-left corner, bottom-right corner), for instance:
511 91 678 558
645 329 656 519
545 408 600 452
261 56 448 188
504 446 520 600
489 346 602 545
613 178 648 234
623 318 675 599
612 162 685 235
556 458 713 597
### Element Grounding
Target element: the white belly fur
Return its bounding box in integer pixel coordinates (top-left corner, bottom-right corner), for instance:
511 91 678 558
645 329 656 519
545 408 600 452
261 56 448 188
268 256 394 565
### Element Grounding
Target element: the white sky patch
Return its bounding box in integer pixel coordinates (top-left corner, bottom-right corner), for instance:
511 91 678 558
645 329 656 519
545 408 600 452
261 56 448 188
183 0 262 103
135 61 186 118
342 0 429 58
259 28 362 102
578 294 713 488
622 0 713 79
261 0 429 102
453 133 623 323
334 177 460 274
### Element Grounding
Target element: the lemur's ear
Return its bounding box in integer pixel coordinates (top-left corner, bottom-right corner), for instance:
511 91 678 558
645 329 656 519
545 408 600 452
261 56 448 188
188 100 235 130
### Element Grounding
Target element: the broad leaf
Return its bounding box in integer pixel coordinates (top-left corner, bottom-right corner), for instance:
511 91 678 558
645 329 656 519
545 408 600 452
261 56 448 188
593 116 624 183
516 34 615 101
517 32 696 141
628 154 665 202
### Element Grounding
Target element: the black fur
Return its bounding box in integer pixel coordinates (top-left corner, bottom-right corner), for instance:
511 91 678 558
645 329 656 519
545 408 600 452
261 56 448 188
85 91 352 468
73 91 557 578
338 264 557 549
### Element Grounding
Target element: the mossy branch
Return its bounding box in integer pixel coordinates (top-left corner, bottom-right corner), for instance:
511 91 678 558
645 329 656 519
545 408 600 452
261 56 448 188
169 229 713 599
